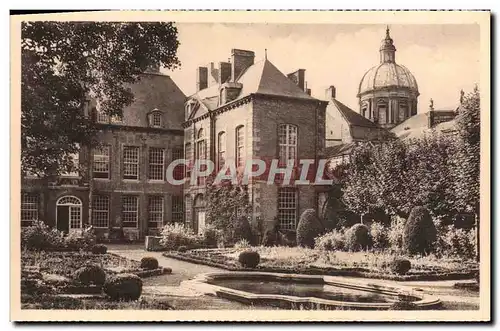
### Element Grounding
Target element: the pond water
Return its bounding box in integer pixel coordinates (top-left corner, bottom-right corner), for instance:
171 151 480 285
208 279 415 304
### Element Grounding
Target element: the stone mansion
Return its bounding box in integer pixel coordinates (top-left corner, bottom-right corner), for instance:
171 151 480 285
21 28 460 240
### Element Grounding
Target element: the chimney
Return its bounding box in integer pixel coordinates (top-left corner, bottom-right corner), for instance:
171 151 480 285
306 88 312 96
219 62 231 84
231 49 255 81
196 66 208 91
287 69 306 91
326 85 336 99
208 62 219 85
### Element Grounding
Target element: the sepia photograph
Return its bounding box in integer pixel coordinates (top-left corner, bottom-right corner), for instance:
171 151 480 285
10 10 491 322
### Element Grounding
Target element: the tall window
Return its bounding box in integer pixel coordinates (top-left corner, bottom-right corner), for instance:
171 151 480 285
172 148 184 180
278 124 297 165
217 131 226 170
121 195 138 228
185 143 192 179
148 196 164 228
235 125 244 167
377 101 387 124
92 195 109 228
196 128 207 185
151 112 162 127
97 111 110 123
148 147 165 181
123 146 139 180
61 146 80 177
93 145 110 179
172 195 184 223
278 187 298 231
21 193 38 227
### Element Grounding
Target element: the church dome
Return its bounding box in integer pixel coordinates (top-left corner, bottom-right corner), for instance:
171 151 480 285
358 62 419 96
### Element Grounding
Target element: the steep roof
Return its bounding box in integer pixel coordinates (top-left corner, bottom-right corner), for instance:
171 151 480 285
188 58 317 111
330 99 380 128
391 108 460 140
323 143 355 158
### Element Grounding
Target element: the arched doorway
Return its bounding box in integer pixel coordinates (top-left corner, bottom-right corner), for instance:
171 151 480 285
193 194 206 235
56 196 82 233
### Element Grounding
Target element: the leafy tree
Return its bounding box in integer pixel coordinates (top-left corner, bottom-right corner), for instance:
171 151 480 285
21 21 180 176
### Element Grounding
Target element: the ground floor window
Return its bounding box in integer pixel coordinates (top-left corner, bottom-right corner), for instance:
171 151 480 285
92 195 109 228
122 195 139 228
21 193 39 227
172 195 184 223
278 187 298 231
148 196 164 228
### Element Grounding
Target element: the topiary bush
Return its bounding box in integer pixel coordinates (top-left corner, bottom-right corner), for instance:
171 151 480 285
91 244 108 255
314 229 346 251
140 257 159 270
21 220 65 251
201 224 220 248
345 223 372 252
64 230 97 251
403 206 437 256
177 246 188 253
389 259 412 275
74 264 106 286
296 209 324 248
232 215 253 243
238 251 260 268
103 273 143 301
370 222 389 250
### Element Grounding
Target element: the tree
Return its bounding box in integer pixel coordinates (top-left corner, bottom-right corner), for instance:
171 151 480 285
21 22 180 176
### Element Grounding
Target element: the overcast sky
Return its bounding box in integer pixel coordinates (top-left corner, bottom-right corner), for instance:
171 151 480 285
163 23 480 113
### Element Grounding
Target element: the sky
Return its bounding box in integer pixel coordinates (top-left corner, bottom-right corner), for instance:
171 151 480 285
163 23 480 113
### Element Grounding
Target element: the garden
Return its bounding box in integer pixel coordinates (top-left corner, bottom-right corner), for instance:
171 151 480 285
21 221 172 310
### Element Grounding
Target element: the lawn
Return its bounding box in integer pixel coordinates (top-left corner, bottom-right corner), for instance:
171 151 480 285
166 246 479 281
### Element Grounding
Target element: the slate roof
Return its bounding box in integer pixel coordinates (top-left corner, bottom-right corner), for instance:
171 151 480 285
188 59 317 111
323 143 356 158
329 99 380 128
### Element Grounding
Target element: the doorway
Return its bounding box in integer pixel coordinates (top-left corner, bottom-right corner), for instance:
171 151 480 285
56 196 82 233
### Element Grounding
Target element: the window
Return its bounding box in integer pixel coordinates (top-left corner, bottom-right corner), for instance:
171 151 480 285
172 195 184 223
121 195 138 228
278 124 297 165
148 196 164 228
21 193 38 227
196 128 207 186
92 195 109 228
236 125 244 167
185 143 192 178
278 187 297 231
111 112 123 124
172 148 184 180
217 131 226 170
57 196 82 230
123 146 139 180
61 147 80 177
148 147 165 181
93 146 110 179
97 111 110 123
151 112 162 127
377 101 387 124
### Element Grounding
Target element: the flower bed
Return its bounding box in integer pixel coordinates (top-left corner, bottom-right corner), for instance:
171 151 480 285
164 247 478 281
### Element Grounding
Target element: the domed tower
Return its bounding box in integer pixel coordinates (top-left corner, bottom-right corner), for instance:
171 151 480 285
357 27 419 129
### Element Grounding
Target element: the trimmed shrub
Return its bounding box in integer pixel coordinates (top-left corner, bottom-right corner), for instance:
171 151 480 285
91 244 108 255
21 220 65 251
296 209 324 248
345 223 372 252
140 257 159 270
74 264 106 286
388 216 406 252
233 215 253 243
238 251 260 268
403 206 437 256
261 228 279 247
279 230 297 247
160 223 200 251
390 259 412 275
201 224 220 248
177 246 188 253
314 229 345 251
370 222 389 250
64 230 97 251
103 273 143 301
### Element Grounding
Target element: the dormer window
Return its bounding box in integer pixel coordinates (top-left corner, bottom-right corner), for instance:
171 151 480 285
148 109 163 128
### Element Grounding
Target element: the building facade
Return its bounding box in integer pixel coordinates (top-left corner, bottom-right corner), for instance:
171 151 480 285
21 68 187 240
183 49 328 234
357 28 420 129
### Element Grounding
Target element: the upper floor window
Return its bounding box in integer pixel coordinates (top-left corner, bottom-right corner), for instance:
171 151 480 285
92 195 109 228
196 128 206 160
61 145 80 177
93 145 110 179
278 124 297 165
172 148 184 181
377 100 387 124
123 146 139 180
148 147 165 181
217 131 226 170
278 187 298 231
235 125 244 167
149 110 163 128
